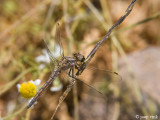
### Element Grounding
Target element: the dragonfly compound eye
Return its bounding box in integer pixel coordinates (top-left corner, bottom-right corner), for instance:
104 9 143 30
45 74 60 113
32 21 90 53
73 53 85 62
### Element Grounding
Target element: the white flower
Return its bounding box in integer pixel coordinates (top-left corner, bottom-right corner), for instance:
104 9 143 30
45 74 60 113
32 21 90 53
35 44 62 70
27 98 38 109
16 79 41 107
17 84 20 92
35 49 50 63
50 78 63 92
30 79 41 86
50 84 63 92
38 64 45 70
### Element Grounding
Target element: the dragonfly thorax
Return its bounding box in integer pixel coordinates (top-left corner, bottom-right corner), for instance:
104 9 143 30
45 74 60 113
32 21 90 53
57 56 77 70
73 52 85 71
57 53 85 71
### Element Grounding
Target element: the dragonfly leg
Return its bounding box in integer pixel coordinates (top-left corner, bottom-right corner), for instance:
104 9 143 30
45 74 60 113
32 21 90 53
68 67 75 80
68 70 108 100
50 68 75 120
68 68 72 77
68 67 78 80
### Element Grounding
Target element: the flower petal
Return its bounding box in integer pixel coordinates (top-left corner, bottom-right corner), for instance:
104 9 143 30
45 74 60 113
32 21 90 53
27 98 37 109
29 80 34 84
50 84 63 92
35 55 50 63
34 79 41 86
39 64 45 70
16 84 20 92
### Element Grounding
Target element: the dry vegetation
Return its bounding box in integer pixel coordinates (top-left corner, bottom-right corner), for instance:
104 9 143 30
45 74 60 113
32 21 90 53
0 0 160 120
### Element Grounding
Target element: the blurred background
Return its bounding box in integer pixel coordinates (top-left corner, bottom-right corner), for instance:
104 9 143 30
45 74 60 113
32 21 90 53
0 0 160 120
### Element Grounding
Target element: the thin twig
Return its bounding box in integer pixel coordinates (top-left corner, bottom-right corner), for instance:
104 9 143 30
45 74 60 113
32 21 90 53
76 0 137 76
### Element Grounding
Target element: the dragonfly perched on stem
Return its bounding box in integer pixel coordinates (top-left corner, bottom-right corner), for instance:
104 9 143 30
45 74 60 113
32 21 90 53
27 23 119 120
27 23 86 109
27 0 137 119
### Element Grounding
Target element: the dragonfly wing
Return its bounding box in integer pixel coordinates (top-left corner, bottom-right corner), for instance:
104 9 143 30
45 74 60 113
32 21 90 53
55 23 64 58
42 23 64 70
43 39 58 69
77 66 122 96
74 67 121 120
76 80 108 120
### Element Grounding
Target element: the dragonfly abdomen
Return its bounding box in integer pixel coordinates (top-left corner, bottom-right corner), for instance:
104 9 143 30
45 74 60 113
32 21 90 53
27 69 61 109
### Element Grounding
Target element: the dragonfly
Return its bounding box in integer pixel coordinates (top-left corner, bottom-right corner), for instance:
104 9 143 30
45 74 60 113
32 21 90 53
27 23 121 120
27 23 86 109
27 0 137 109
27 0 137 118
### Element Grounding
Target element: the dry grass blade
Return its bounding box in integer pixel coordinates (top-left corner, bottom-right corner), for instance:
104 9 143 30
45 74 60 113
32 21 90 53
114 10 160 34
0 68 35 96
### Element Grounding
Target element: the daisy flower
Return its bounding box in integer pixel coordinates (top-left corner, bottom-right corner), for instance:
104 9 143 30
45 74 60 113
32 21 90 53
50 78 63 92
17 79 41 107
35 44 62 70
35 49 50 63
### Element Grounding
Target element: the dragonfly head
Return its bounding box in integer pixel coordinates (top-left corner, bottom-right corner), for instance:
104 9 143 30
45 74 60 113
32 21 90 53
73 53 85 62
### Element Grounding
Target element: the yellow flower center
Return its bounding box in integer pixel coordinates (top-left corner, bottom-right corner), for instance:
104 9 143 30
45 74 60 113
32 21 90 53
20 82 37 99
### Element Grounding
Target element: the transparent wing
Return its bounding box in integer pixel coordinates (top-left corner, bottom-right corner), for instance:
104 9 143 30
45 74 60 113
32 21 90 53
42 23 64 70
53 67 122 120
55 23 64 58
74 67 121 120
76 81 108 120
43 39 58 69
